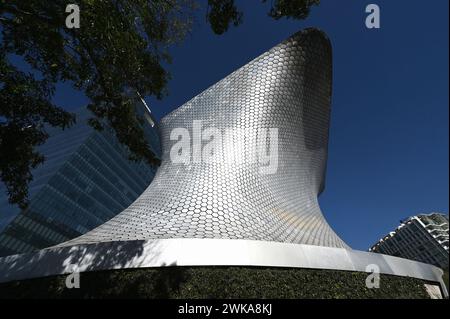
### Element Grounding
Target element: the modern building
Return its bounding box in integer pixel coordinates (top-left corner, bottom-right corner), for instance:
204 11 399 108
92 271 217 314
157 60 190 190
0 101 160 257
54 27 348 249
370 213 449 269
0 29 447 297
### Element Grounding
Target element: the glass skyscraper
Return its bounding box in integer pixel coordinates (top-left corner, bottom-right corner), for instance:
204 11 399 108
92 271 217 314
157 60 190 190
370 213 449 268
0 104 160 256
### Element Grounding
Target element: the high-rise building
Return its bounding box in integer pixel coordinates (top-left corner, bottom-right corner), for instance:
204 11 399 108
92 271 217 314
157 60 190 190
0 103 160 256
370 213 449 268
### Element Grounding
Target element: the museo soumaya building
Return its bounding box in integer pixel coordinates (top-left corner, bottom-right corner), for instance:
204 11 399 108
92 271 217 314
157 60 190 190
0 28 447 296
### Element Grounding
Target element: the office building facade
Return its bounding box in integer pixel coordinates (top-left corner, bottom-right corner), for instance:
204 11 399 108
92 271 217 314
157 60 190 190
370 213 449 268
0 104 160 256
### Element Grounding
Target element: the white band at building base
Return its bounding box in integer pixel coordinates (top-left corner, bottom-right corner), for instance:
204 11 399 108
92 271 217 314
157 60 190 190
0 238 447 297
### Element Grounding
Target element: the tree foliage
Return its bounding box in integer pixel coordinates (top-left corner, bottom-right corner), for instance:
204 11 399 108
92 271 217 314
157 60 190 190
0 0 319 210
0 57 75 209
266 0 320 20
0 0 194 208
207 0 242 35
206 0 320 34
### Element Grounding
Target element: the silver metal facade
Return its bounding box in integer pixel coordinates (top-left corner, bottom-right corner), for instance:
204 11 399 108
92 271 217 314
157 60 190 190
59 28 348 249
0 238 446 297
0 29 447 296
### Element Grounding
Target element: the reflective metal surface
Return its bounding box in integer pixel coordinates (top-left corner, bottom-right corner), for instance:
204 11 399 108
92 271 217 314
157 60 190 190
0 29 445 297
0 238 447 297
58 28 347 248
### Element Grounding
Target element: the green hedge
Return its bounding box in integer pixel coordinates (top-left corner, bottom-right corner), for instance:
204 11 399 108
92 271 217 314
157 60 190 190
0 267 431 299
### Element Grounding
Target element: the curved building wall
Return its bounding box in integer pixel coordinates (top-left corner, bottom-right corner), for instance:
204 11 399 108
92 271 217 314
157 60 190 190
60 29 348 249
0 29 447 297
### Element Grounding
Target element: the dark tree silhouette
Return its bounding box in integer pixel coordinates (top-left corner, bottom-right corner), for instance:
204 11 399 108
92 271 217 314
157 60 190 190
207 0 242 35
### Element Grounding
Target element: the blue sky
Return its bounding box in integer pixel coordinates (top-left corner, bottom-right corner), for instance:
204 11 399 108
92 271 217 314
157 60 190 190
32 1 450 250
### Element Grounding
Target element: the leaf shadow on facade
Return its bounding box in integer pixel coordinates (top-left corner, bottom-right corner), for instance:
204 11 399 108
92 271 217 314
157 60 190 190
0 240 168 283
